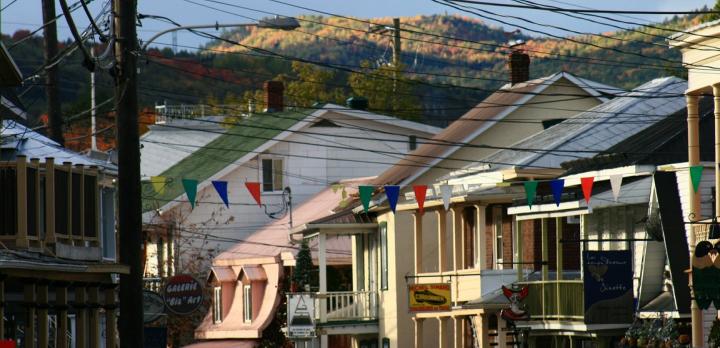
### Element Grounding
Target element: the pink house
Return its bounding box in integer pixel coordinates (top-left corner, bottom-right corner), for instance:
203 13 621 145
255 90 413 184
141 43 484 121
188 178 372 347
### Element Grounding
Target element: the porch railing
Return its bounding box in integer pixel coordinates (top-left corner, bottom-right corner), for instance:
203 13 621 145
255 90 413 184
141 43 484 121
517 280 584 321
315 291 378 322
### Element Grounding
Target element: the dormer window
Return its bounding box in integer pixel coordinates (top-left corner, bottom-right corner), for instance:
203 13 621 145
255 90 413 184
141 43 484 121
213 286 222 323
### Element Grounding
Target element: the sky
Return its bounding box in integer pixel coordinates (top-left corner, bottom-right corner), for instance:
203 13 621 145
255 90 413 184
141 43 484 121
1 0 716 49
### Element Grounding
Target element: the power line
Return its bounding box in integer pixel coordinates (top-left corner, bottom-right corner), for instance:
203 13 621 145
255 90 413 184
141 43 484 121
444 1 720 15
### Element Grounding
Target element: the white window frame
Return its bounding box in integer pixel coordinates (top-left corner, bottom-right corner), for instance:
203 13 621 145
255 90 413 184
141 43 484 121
213 286 222 323
243 284 252 323
259 156 285 193
493 207 504 270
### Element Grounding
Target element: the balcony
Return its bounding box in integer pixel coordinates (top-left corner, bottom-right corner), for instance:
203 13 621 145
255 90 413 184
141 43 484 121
517 280 584 321
414 269 518 303
316 291 378 323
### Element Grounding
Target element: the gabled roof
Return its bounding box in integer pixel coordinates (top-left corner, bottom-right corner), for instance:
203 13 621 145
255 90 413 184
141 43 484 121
464 76 686 174
371 72 621 186
142 105 440 213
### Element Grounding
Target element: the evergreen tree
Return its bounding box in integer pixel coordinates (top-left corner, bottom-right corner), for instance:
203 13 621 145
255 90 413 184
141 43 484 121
293 240 313 291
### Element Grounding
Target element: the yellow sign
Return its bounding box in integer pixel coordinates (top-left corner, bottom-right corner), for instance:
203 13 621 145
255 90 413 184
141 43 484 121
408 283 451 312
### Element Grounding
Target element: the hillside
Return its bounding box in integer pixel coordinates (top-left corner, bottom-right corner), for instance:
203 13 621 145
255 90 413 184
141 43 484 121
2 13 703 131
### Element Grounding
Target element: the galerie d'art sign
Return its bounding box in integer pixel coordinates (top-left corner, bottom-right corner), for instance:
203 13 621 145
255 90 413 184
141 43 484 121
408 283 451 312
583 250 633 324
163 274 204 315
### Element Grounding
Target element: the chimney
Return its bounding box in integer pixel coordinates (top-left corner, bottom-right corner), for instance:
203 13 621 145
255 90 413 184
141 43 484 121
508 50 530 85
264 80 284 112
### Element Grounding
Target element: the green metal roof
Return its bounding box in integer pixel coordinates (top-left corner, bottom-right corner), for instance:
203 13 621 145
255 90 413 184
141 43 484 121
142 110 308 212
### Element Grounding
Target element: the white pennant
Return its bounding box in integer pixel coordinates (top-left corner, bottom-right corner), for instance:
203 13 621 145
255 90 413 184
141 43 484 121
610 174 623 202
440 184 452 210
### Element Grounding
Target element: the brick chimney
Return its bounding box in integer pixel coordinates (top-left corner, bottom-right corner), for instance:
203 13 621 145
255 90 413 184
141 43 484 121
264 80 284 112
508 50 530 85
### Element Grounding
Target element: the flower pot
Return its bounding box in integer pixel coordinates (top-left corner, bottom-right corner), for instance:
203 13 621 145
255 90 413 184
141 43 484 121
678 334 690 344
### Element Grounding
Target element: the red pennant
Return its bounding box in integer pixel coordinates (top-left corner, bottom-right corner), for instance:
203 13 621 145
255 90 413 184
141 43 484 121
413 185 428 215
245 182 262 206
581 177 594 204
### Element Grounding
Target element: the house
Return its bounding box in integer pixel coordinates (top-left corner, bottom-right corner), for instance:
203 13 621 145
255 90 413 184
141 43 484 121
140 82 441 284
189 176 372 348
0 120 125 347
669 18 720 347
284 57 629 347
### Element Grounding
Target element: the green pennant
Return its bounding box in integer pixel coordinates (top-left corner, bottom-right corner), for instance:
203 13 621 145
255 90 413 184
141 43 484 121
359 186 374 213
182 178 199 209
524 180 538 208
690 165 704 193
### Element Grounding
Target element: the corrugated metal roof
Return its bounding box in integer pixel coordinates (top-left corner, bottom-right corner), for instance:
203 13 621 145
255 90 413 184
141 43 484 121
1 120 116 171
372 72 619 186
475 76 687 172
140 117 226 178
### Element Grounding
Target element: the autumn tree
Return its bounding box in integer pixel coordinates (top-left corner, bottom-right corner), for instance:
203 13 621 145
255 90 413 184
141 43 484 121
281 61 345 108
348 61 420 120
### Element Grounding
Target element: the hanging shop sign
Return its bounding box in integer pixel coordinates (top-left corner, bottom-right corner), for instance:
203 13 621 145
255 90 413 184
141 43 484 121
408 283 451 312
691 240 720 309
500 285 529 321
143 290 166 323
163 274 204 315
583 250 633 324
287 293 316 339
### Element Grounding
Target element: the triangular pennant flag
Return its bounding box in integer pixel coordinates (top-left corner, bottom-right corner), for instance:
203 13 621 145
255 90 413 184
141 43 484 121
440 184 452 210
245 182 262 206
359 186 374 213
550 179 564 207
690 165 704 193
523 181 538 208
150 176 167 195
182 179 198 209
610 174 623 202
413 185 428 215
212 181 229 208
581 177 594 204
384 186 400 213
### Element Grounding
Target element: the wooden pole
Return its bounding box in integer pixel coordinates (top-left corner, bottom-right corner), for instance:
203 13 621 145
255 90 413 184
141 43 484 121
114 0 144 346
687 93 703 348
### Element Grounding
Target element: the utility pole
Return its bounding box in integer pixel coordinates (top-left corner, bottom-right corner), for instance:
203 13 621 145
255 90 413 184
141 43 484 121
113 0 144 347
392 17 401 92
41 0 63 145
90 46 96 151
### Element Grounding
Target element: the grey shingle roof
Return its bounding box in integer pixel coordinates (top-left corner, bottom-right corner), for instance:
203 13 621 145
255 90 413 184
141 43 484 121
479 76 687 171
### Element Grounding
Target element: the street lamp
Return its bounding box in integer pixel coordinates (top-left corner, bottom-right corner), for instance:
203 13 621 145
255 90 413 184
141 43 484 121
140 16 301 51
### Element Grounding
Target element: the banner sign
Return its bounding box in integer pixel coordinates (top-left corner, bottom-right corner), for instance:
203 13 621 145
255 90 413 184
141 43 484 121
163 274 203 315
408 283 451 312
583 250 633 324
287 293 316 339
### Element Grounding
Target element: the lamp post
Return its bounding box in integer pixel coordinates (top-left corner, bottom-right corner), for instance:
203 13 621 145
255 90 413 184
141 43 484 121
140 16 300 51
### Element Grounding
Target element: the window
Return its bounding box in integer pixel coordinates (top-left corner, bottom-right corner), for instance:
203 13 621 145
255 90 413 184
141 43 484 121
463 207 477 269
213 286 222 323
54 169 68 235
71 172 81 236
380 222 388 290
101 188 116 260
83 176 97 238
356 235 365 291
493 207 504 269
382 338 390 348
0 167 17 236
261 158 284 192
243 285 252 322
408 135 417 151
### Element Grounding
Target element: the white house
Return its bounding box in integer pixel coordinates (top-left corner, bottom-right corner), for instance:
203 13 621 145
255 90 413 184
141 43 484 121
140 84 442 278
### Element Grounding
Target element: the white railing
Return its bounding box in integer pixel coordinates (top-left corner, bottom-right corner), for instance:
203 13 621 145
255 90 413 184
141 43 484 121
154 103 247 123
315 291 378 322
